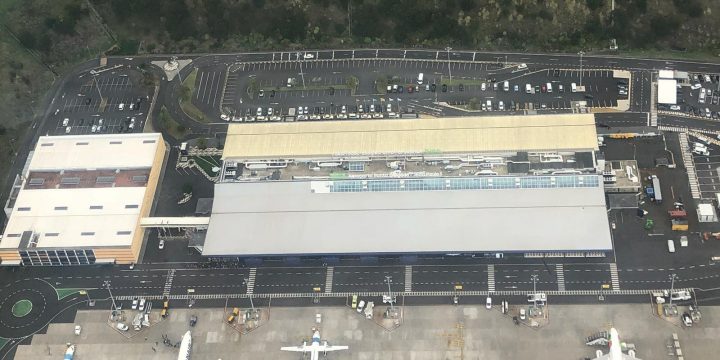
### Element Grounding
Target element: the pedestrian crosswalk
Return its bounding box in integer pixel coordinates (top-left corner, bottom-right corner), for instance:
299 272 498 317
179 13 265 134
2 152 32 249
677 132 701 199
324 267 334 293
404 265 412 292
246 268 257 295
556 264 566 291
162 269 175 297
487 264 495 293
609 263 620 290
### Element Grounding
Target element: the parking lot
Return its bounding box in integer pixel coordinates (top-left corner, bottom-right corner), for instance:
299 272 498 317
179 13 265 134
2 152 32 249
193 67 225 114
49 69 152 136
659 73 720 120
218 59 625 122
691 140 720 199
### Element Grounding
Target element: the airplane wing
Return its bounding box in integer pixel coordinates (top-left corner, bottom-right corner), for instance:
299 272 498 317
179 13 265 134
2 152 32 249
323 345 349 352
280 346 308 352
622 355 641 360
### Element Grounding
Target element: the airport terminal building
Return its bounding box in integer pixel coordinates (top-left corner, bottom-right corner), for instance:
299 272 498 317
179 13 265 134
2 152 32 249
201 114 613 260
0 133 166 265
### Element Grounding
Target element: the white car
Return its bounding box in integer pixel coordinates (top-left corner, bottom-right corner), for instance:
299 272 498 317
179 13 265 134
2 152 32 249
65 126 71 134
486 297 492 309
159 240 165 249
74 325 82 335
356 300 365 313
131 299 138 310
303 53 315 59
517 63 527 70
690 83 702 90
63 118 69 126
481 83 486 91
138 299 146 312
670 105 681 111
91 125 97 133
118 103 125 110
256 107 263 116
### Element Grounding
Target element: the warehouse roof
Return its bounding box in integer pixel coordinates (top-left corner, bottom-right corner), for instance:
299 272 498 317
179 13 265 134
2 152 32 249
202 175 613 256
223 114 599 160
30 133 161 171
1 133 163 250
658 79 677 104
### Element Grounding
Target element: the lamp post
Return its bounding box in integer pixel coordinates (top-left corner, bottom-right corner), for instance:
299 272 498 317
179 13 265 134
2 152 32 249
103 280 117 311
385 275 395 313
296 52 306 89
668 274 677 307
578 50 585 87
530 274 539 309
445 47 452 82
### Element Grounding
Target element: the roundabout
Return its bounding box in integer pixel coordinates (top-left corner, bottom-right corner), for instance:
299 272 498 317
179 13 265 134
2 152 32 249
0 278 61 339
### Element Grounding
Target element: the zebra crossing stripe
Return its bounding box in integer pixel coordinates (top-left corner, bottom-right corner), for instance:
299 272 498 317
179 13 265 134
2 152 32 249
162 269 175 297
324 267 334 294
556 264 565 291
404 266 412 293
246 268 257 295
487 264 495 293
610 263 621 290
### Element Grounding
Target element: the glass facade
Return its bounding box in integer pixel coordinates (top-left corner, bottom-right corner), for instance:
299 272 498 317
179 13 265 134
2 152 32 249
328 175 599 193
19 249 96 266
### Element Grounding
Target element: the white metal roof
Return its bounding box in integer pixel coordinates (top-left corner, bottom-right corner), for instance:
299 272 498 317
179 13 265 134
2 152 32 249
203 176 613 256
658 70 674 79
30 133 162 171
1 187 146 248
658 79 677 104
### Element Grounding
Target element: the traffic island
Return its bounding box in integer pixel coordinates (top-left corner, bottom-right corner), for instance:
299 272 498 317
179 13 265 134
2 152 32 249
651 290 700 328
107 307 165 339
11 300 32 318
506 303 549 329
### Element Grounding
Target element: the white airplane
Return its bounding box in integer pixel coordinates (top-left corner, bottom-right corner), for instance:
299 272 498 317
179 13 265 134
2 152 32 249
177 331 192 360
594 328 641 360
280 329 348 360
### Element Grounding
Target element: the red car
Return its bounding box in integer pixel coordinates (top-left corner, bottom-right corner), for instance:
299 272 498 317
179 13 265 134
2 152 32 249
541 84 547 93
407 85 414 93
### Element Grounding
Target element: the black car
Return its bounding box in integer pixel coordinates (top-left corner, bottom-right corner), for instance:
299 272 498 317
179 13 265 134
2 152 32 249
430 83 436 92
189 315 197 327
329 87 335 96
584 94 594 99
85 98 91 105
459 84 464 92
442 84 448 92
270 90 275 97
398 86 403 93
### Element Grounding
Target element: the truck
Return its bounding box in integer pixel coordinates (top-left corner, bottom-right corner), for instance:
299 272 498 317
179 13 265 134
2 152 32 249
668 210 687 219
651 175 662 203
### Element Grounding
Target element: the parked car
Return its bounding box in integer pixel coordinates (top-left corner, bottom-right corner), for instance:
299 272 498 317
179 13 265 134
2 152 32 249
132 298 138 310
357 300 365 313
159 240 165 249
74 325 82 335
138 298 146 312
485 296 492 310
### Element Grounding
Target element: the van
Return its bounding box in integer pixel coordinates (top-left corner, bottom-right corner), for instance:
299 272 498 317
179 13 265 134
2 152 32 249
287 78 293 87
667 239 676 253
417 73 424 85
571 83 577 93
525 84 532 94
546 83 553 93
503 81 509 92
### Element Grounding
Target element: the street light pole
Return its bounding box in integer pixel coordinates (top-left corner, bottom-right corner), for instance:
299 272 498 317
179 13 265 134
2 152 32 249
578 50 585 87
296 52 306 89
103 281 117 310
445 47 452 82
668 274 677 307
530 274 539 309
385 275 395 312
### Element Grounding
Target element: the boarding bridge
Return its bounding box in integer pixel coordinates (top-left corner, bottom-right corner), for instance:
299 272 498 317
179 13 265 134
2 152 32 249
140 217 210 230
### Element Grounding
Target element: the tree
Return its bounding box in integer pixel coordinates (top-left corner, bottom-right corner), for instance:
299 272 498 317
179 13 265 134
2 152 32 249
196 138 208 150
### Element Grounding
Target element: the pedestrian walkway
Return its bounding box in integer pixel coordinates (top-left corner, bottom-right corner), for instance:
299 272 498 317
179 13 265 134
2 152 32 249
556 264 566 291
324 267 334 294
246 268 257 295
404 266 412 292
610 263 620 290
678 132 701 199
162 269 175 297
487 265 495 293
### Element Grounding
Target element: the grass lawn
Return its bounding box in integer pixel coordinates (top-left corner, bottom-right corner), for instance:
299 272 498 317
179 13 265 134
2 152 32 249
11 299 32 317
55 288 86 301
179 68 211 123
191 156 221 177
158 106 187 140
